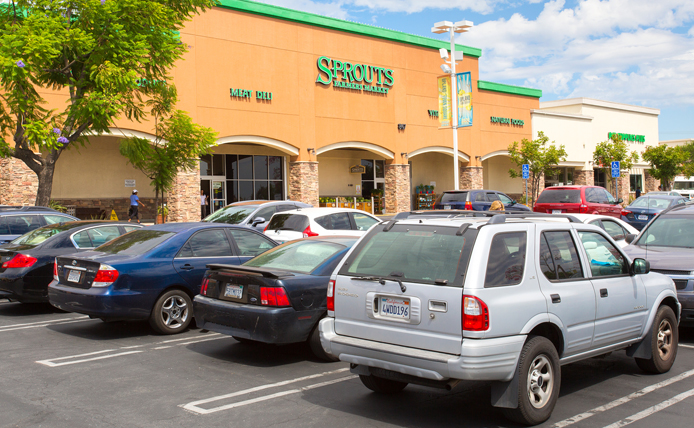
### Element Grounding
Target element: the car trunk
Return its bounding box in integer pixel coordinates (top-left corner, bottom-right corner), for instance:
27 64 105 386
203 265 294 306
333 224 476 355
0 244 37 274
55 256 102 289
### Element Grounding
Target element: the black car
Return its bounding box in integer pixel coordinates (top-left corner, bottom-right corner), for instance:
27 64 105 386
0 206 78 244
432 189 530 211
0 221 142 303
193 236 358 360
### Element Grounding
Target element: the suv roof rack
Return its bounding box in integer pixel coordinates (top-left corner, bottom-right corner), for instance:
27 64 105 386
485 212 581 224
0 206 55 212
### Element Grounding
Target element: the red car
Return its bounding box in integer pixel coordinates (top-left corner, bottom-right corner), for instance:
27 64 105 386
533 185 623 217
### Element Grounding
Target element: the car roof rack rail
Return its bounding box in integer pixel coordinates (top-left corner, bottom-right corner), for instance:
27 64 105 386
486 212 581 224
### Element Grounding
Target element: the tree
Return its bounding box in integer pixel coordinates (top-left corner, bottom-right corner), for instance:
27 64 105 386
592 134 639 196
0 0 216 206
508 131 568 207
642 144 689 190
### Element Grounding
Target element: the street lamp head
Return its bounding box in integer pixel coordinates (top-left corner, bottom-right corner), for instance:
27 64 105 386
454 20 474 33
439 48 449 60
431 21 453 34
440 64 451 74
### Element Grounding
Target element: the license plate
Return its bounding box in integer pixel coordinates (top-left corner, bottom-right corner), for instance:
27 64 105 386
443 205 452 210
67 269 81 283
552 210 562 214
224 284 243 299
379 297 410 320
638 215 648 221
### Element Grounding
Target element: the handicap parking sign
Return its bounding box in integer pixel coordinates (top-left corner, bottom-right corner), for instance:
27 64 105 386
522 164 530 180
611 161 620 178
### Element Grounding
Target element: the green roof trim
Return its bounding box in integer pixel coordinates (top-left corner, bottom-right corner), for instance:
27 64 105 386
478 80 542 98
215 0 482 58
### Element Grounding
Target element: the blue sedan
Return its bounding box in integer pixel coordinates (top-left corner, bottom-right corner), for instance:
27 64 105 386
48 223 278 334
620 195 688 230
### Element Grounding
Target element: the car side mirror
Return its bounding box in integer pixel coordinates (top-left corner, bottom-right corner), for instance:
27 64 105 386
251 217 266 226
631 258 650 275
625 233 636 244
616 198 624 204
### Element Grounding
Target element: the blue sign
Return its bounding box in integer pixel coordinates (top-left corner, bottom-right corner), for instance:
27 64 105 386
611 161 620 178
522 164 530 180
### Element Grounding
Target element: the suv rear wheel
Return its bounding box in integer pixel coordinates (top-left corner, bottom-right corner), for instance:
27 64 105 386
359 375 408 394
635 305 678 374
503 336 560 426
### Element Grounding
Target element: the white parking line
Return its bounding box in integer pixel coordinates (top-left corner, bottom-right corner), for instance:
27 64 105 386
0 317 92 332
679 344 694 349
37 349 144 367
553 368 694 427
0 316 89 330
602 387 694 428
181 368 353 415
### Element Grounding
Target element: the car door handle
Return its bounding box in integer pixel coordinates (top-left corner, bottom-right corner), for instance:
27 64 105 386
600 288 608 298
180 264 194 271
551 294 561 304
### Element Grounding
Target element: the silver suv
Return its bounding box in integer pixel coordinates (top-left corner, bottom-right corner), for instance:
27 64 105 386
319 213 680 426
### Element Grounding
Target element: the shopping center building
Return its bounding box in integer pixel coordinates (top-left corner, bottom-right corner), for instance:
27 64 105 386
0 0 660 219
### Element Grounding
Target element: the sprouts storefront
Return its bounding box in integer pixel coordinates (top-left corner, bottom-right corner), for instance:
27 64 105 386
0 0 542 219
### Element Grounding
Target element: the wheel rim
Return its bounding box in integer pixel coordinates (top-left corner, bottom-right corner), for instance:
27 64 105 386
161 295 189 329
527 354 554 409
657 318 673 360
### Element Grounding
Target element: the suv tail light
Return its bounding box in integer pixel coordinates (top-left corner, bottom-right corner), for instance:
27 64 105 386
53 259 59 281
303 225 319 238
260 287 291 307
464 201 473 210
92 264 119 287
462 295 489 331
579 204 589 214
200 277 209 296
621 209 632 217
2 253 37 269
327 280 335 312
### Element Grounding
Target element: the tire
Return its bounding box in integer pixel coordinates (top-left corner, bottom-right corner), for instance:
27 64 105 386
359 374 408 394
308 323 339 362
149 289 193 335
635 305 678 374
502 336 561 426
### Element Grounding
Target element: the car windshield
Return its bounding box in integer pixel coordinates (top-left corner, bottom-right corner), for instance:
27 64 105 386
629 197 673 209
203 206 258 224
243 240 346 274
536 189 581 204
635 215 694 248
339 224 477 286
266 214 309 232
10 223 82 246
440 192 468 203
96 230 175 255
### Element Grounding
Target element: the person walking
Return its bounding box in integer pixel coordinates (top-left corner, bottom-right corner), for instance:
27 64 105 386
635 187 641 198
128 190 146 223
200 190 209 219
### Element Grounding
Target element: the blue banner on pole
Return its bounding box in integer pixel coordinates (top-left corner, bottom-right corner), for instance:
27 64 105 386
611 161 620 178
522 164 530 180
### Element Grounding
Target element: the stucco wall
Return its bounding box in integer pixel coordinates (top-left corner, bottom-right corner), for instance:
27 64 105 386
410 152 458 195
317 150 384 196
483 156 523 194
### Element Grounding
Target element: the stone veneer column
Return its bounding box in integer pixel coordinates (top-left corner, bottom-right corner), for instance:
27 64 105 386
644 170 659 193
288 161 319 207
459 166 483 189
573 169 594 186
169 168 200 222
385 163 410 214
0 158 38 205
617 173 630 202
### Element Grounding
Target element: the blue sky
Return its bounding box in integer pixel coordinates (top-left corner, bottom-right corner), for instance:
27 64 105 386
258 0 694 141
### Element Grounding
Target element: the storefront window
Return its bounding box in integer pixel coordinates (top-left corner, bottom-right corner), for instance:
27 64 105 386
545 167 574 187
212 155 225 176
375 160 385 179
200 155 212 176
238 155 253 179
361 159 385 199
630 174 643 192
594 169 607 188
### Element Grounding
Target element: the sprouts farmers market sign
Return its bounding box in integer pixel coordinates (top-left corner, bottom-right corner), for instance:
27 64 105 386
315 56 393 94
608 132 645 143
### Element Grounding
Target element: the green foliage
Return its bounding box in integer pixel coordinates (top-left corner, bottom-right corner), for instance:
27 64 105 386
319 197 336 203
642 144 690 190
0 0 216 205
48 199 66 213
592 134 639 195
508 131 567 207
157 204 169 217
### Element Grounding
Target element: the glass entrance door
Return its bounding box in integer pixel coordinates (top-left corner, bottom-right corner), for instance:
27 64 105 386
211 181 226 213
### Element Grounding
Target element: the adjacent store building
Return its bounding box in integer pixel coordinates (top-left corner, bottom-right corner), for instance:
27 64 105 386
1 1 659 218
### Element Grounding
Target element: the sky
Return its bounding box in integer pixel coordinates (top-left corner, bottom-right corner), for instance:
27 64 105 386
255 0 694 141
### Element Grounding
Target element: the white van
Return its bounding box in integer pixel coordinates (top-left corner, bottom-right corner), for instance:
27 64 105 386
673 176 694 199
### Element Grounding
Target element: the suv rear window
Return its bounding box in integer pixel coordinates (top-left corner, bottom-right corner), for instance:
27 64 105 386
266 214 309 232
339 224 477 286
536 189 581 204
439 192 468 203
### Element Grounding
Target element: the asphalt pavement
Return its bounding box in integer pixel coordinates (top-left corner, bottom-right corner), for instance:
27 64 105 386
1 299 693 428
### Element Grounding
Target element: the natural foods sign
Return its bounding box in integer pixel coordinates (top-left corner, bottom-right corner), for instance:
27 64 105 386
490 116 525 126
316 56 393 94
608 132 645 143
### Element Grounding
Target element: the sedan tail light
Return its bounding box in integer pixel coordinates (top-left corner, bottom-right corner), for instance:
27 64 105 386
621 209 632 217
2 253 37 269
462 295 489 331
53 259 59 281
327 280 335 312
260 287 291 307
303 225 319 238
92 264 119 287
200 277 209 296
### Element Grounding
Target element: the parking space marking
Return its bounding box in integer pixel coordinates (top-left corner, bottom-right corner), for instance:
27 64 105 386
37 349 143 367
679 344 694 349
553 368 694 427
181 368 351 415
0 316 92 333
602 387 694 428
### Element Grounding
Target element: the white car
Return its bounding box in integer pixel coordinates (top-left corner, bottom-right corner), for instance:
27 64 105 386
565 214 639 247
263 207 381 243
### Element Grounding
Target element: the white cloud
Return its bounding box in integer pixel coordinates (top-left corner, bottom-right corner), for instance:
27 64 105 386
347 0 500 15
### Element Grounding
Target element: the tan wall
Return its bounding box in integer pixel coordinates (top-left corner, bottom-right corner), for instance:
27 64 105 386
483 156 524 195
317 150 384 196
410 152 458 194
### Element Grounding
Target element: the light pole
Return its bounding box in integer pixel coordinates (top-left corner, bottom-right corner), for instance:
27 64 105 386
432 20 473 190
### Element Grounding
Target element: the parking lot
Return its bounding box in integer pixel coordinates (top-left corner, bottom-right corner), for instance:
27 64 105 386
0 299 693 427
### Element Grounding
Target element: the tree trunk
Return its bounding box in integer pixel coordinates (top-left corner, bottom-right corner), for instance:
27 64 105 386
35 163 56 207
